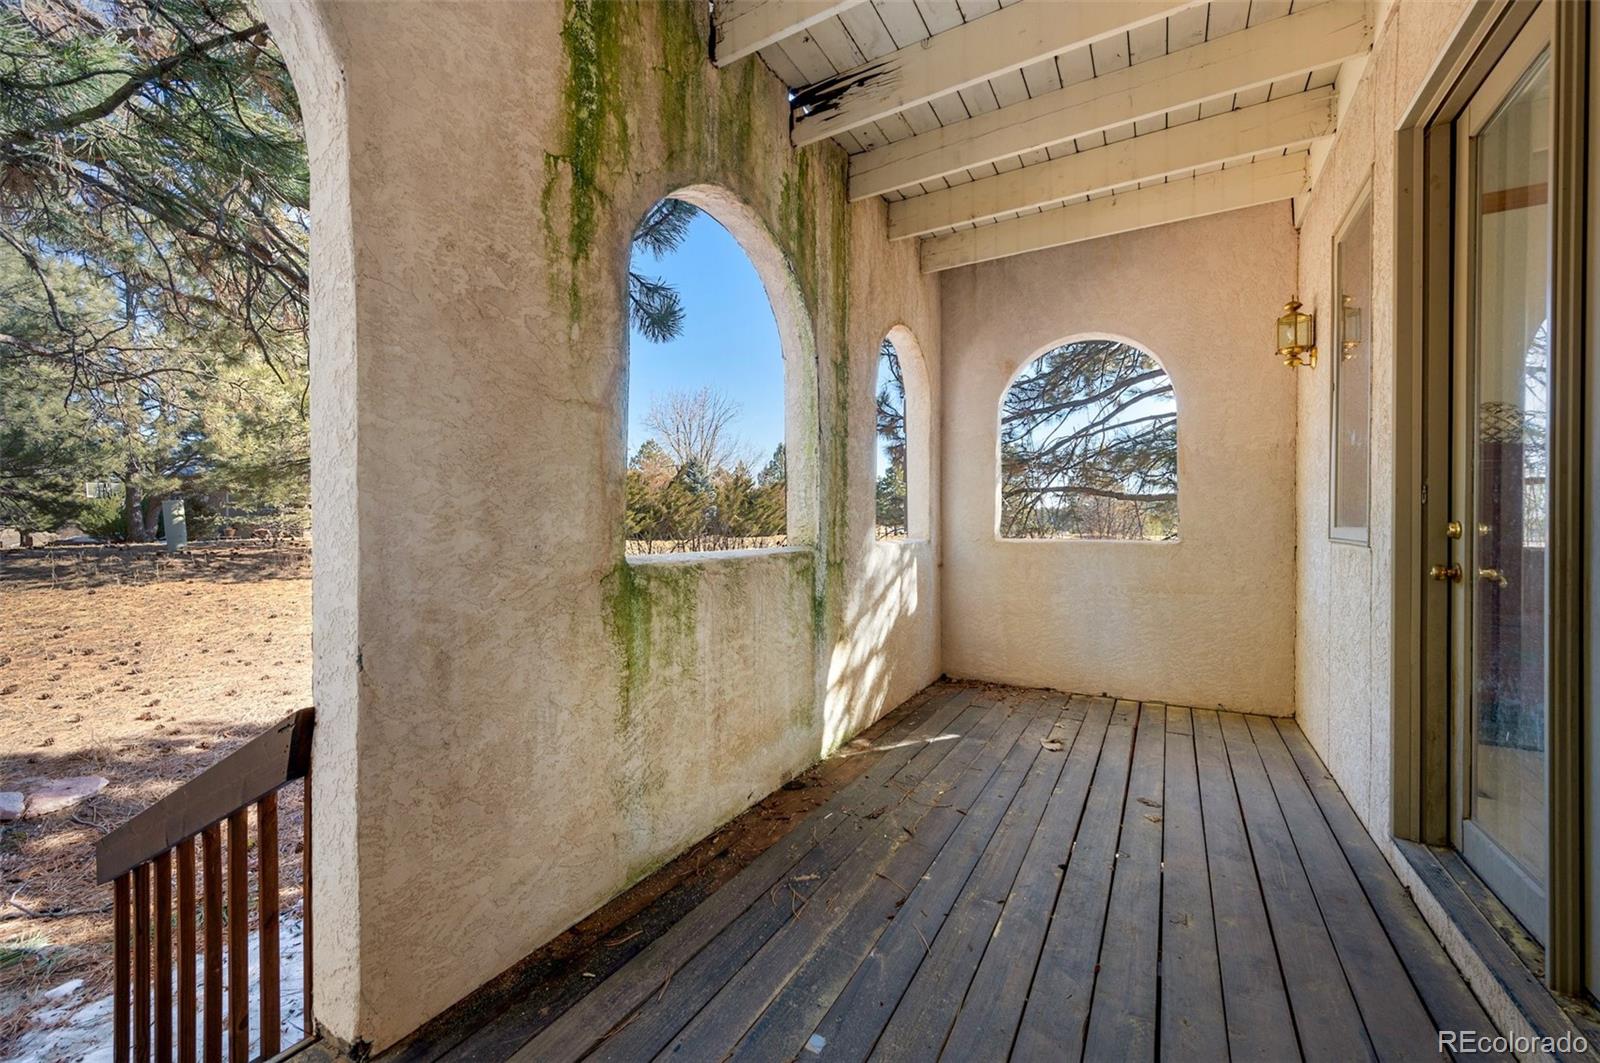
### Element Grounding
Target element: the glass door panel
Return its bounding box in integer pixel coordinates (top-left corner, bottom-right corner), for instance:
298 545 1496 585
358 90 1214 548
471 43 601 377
1461 44 1552 939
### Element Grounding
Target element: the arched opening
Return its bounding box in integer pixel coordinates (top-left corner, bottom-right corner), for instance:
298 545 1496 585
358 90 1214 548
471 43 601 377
0 0 343 1049
874 326 931 542
998 337 1178 541
622 185 816 556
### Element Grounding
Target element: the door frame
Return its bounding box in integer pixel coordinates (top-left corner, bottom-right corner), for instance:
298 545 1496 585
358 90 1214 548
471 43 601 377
1392 0 1589 992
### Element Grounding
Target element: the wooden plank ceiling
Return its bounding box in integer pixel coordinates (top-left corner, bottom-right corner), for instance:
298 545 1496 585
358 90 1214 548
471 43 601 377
711 0 1373 272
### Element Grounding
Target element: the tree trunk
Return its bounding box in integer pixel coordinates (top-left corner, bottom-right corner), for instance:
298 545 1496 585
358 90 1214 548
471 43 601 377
143 495 164 541
123 461 146 542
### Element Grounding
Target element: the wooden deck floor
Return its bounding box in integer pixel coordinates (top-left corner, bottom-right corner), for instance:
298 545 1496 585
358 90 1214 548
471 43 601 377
465 683 1505 1061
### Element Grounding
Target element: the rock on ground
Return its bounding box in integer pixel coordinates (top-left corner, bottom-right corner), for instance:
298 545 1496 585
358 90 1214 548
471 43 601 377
23 777 108 818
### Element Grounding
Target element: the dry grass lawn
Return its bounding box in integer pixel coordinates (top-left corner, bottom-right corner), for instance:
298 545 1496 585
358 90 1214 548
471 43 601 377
0 543 311 1051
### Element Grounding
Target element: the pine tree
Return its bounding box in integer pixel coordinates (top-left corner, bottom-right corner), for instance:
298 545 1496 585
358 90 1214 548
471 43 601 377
1 4 695 537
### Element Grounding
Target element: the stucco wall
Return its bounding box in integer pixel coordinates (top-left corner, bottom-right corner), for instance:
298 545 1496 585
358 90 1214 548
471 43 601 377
939 205 1299 715
1293 0 1473 841
262 1 941 1050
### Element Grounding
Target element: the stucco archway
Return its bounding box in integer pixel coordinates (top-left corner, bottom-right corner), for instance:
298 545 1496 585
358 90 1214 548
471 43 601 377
252 0 362 1045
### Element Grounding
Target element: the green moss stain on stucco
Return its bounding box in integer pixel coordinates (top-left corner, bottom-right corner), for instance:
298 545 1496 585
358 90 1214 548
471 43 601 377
602 560 652 733
602 559 702 734
657 0 706 164
824 149 853 633
778 149 817 311
546 0 634 324
720 58 758 178
777 146 854 645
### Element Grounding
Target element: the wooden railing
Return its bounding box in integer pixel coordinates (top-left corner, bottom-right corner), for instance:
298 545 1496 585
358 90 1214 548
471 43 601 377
97 709 315 1062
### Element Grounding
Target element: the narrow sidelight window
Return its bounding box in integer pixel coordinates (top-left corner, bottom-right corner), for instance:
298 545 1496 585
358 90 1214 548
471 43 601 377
1331 189 1374 542
875 338 907 540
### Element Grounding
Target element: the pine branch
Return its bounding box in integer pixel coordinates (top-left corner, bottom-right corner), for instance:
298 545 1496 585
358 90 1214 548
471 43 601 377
1 21 268 147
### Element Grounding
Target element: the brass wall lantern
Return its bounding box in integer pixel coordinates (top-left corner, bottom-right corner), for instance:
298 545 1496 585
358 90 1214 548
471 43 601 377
1276 296 1317 368
1340 293 1362 362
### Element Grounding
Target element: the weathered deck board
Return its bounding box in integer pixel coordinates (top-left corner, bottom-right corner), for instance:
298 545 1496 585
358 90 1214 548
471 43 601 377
864 700 1082 1061
1247 715 1440 1059
734 695 1085 1061
445 684 1509 1063
1219 711 1373 1062
1274 720 1512 1061
1156 706 1227 1061
573 694 1027 1063
1176 708 1299 1061
652 704 1052 1060
511 686 986 1062
936 697 1114 1061
1009 698 1139 1061
1082 701 1166 1061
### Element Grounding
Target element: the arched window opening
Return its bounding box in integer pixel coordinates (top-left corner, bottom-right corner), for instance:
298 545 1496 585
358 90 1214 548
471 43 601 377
625 196 789 555
999 338 1178 541
875 339 908 540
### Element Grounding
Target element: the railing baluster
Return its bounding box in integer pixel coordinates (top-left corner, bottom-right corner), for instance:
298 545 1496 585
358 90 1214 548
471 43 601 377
227 809 249 1063
258 794 280 1056
95 710 313 1062
115 873 132 1063
178 839 198 1063
302 770 313 1039
202 825 223 1063
135 863 152 1063
155 851 173 1062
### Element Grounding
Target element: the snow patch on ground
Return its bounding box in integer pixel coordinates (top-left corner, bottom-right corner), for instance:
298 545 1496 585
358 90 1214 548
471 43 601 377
3 915 304 1063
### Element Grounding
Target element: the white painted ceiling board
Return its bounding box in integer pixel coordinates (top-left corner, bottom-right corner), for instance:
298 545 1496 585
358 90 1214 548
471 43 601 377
835 2 899 57
726 0 1365 268
1056 45 1096 87
713 0 871 65
843 2 1368 198
919 152 1308 271
870 0 931 47
1020 56 1063 96
1091 33 1132 77
991 68 1032 108
1233 82 1272 109
1167 5 1209 49
887 87 1333 237
1134 113 1167 137
1127 19 1169 65
1248 0 1294 26
915 0 966 35
790 0 1203 144
1206 1 1251 38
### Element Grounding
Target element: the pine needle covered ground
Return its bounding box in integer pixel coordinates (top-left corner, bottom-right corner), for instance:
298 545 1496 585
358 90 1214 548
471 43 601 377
0 543 310 1053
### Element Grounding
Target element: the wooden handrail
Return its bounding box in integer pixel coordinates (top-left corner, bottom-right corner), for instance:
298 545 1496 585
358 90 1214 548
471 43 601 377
100 708 314 1063
97 708 313 884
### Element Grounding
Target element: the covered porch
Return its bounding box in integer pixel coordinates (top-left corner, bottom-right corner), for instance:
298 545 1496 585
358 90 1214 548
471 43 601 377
83 0 1600 1057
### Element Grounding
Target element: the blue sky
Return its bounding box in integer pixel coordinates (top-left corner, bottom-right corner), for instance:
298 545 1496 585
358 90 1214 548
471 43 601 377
875 344 898 481
627 209 785 465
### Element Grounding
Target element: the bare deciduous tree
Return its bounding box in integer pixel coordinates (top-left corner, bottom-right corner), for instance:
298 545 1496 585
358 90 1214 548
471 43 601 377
644 387 746 472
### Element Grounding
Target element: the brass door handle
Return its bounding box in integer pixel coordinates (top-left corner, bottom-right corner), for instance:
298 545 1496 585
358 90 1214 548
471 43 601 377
1478 567 1508 586
1430 563 1463 583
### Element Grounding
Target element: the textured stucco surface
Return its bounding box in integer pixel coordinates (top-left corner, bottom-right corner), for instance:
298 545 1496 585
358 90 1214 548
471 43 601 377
939 205 1299 715
1293 0 1472 843
260 1 940 1049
